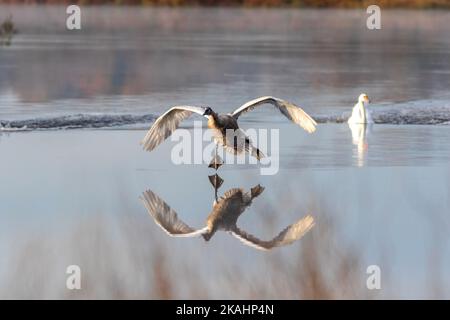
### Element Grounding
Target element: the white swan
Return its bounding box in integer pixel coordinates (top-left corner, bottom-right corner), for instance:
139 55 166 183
348 93 372 124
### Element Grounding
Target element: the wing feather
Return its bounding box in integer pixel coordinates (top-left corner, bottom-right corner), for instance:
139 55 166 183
140 190 208 237
230 215 315 251
141 106 206 151
232 96 317 133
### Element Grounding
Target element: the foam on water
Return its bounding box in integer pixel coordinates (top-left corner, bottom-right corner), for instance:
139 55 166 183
1 100 450 131
315 100 450 125
0 113 157 131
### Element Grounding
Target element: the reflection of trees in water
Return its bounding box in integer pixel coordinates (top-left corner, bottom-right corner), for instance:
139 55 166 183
0 15 17 46
2 8 449 103
6 48 234 103
1 1 449 8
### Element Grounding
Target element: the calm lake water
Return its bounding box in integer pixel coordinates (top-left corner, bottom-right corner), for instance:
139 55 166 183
0 6 449 299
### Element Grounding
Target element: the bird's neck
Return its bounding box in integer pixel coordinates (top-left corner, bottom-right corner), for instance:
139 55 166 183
207 112 220 128
212 112 220 122
359 101 368 121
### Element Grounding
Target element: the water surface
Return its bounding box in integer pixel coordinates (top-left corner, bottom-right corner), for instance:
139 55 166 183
0 6 449 299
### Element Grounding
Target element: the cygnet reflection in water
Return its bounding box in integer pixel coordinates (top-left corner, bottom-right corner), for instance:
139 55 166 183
140 174 314 251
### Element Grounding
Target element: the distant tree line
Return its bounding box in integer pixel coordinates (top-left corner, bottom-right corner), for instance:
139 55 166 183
1 0 449 8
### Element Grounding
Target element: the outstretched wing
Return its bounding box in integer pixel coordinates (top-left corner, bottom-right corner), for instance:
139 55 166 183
140 190 208 237
230 215 315 251
141 106 206 152
231 96 317 133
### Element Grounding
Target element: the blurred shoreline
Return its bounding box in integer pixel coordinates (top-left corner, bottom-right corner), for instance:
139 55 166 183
0 1 449 9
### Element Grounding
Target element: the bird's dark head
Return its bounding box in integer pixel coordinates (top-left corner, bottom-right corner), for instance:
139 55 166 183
203 107 213 116
202 232 213 241
202 222 216 241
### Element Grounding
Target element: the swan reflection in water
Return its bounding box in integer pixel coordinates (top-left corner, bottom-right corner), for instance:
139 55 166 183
348 122 371 167
140 175 314 251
